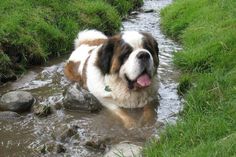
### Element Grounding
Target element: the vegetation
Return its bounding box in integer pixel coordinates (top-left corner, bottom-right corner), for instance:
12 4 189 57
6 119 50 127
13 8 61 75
0 0 143 83
105 0 143 17
144 0 236 156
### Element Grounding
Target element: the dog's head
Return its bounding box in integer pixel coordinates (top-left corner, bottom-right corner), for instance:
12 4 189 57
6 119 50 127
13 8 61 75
96 31 159 90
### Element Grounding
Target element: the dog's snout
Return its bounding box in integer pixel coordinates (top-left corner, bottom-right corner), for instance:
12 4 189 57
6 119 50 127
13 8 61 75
137 51 150 60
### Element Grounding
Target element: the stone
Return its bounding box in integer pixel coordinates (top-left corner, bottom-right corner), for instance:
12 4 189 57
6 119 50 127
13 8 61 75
39 141 66 154
85 137 111 152
32 104 52 117
54 102 63 110
130 11 139 15
144 9 155 13
59 125 79 142
0 91 34 112
104 142 142 157
63 84 102 112
0 111 21 120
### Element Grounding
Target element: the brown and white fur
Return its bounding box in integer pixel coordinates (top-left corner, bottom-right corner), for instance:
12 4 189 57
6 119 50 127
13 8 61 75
64 30 159 128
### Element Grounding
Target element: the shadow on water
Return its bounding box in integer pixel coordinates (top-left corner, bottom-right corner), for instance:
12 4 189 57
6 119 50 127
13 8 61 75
0 0 182 156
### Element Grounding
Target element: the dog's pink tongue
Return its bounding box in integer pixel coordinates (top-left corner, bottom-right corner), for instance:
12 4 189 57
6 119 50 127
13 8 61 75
137 74 151 87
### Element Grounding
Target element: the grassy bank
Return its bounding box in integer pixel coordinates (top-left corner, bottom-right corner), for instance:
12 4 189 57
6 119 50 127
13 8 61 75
0 0 143 84
144 0 236 156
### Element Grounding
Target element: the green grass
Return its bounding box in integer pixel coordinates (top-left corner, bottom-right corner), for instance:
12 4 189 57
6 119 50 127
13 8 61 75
177 74 192 96
105 0 143 17
144 0 236 156
0 0 142 83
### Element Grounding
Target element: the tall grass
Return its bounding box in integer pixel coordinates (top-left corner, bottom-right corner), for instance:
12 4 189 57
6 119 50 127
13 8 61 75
0 0 142 83
144 0 236 156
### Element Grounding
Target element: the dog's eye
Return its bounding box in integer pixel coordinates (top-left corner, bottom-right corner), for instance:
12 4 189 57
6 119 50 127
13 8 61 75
122 51 130 59
119 42 133 64
143 40 155 56
119 46 132 64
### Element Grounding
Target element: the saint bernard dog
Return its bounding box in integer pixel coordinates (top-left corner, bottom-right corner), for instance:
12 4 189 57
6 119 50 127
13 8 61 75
64 30 159 128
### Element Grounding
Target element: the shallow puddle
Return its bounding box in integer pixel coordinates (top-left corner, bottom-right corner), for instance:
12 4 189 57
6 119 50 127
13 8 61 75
0 0 182 156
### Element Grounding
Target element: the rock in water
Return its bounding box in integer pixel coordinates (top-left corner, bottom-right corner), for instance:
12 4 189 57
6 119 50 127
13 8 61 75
85 137 111 152
144 9 155 13
59 125 79 142
32 104 52 117
39 141 66 154
0 111 21 120
104 142 142 157
0 91 34 112
63 84 102 112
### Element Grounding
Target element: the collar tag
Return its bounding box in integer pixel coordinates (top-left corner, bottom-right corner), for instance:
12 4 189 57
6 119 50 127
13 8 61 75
105 85 112 92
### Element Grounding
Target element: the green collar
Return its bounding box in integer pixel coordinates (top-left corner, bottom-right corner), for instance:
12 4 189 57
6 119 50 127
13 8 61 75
104 85 112 92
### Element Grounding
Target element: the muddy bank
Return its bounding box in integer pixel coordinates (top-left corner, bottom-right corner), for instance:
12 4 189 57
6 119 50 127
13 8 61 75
0 0 143 85
0 0 182 156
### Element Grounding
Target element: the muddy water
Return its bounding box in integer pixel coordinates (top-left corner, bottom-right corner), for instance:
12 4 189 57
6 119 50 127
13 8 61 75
0 0 182 156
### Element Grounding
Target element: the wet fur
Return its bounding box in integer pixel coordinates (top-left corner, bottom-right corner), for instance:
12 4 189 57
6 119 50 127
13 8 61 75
64 30 159 127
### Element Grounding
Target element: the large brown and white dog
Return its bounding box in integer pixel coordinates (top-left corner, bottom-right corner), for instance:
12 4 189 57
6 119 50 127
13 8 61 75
64 30 159 127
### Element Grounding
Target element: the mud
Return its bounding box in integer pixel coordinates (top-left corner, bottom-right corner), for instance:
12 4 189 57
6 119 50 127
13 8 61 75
0 0 182 156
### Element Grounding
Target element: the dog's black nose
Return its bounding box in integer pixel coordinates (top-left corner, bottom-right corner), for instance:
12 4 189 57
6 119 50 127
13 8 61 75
137 51 150 60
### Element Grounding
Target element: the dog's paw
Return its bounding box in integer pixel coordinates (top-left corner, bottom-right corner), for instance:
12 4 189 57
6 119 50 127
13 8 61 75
123 117 136 129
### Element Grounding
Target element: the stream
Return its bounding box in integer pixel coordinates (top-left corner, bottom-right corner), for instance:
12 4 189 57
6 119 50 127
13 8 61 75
0 0 182 156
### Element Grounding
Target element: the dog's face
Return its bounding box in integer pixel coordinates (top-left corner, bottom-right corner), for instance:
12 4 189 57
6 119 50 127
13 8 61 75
96 31 159 90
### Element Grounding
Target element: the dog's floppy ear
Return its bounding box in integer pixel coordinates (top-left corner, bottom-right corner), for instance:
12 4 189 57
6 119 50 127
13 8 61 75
96 38 115 75
141 32 159 68
141 32 159 55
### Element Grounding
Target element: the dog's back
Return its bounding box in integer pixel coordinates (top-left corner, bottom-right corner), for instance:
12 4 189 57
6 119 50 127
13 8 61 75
64 30 107 87
74 30 107 49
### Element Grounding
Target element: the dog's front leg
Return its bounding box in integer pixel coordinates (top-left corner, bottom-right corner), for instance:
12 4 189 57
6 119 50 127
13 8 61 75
102 102 135 128
139 103 157 126
113 108 136 128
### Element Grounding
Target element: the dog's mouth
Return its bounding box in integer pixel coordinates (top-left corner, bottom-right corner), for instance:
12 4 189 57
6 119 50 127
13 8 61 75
125 70 152 90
